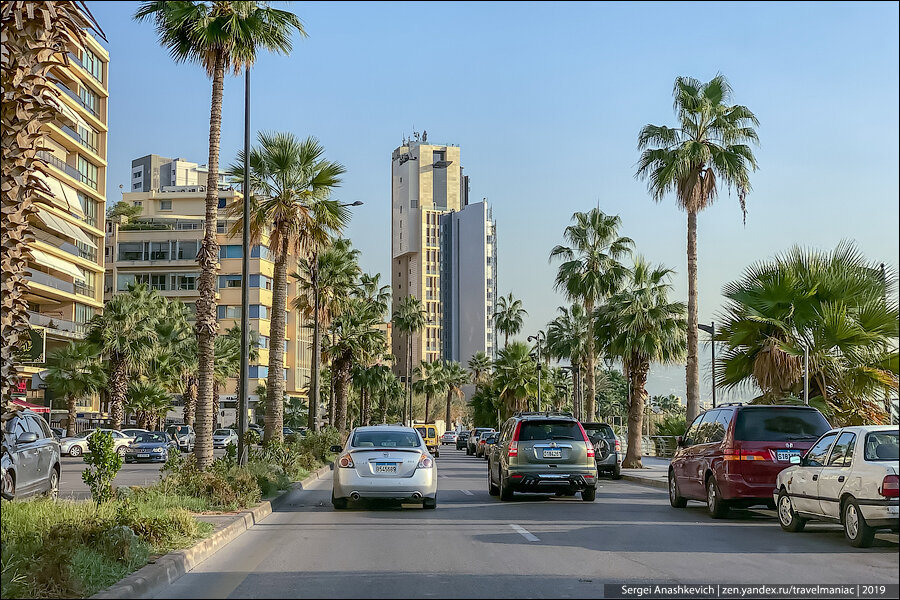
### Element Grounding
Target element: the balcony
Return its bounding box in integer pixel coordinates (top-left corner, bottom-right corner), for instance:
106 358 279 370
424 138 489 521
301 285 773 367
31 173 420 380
67 52 103 86
27 270 75 294
74 282 95 298
59 123 98 155
37 150 81 182
54 81 99 118
29 312 87 339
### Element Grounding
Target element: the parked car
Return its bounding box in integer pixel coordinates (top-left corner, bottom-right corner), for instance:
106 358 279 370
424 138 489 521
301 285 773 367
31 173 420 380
283 426 304 443
1 409 61 500
481 432 499 460
475 431 494 458
668 404 832 518
487 411 598 501
213 428 239 449
414 424 440 457
582 422 622 479
466 427 495 456
775 425 899 547
166 424 195 452
121 428 148 440
124 431 178 463
60 428 132 457
330 425 437 509
456 431 470 450
441 431 458 445
50 427 65 441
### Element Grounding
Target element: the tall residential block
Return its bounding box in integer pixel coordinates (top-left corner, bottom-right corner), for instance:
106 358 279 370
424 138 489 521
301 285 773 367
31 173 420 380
105 180 312 426
130 154 227 193
391 137 497 378
17 33 109 427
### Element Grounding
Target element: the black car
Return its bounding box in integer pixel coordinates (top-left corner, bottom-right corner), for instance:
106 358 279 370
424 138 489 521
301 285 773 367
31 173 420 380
581 422 622 479
456 431 470 450
124 431 178 463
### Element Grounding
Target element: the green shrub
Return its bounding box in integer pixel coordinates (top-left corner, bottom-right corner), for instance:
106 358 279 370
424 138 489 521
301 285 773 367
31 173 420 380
656 414 687 437
297 427 340 463
82 431 123 506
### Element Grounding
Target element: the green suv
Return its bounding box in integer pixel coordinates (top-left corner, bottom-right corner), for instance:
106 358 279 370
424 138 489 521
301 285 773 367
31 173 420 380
487 412 598 502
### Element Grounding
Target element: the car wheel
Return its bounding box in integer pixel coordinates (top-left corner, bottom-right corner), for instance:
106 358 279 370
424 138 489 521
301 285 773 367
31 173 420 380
331 491 348 510
581 487 596 502
843 498 876 548
488 465 500 496
611 464 622 480
434 450 439 458
499 473 514 501
1 468 14 501
668 470 687 508
777 489 806 532
706 476 729 519
423 496 437 510
44 467 59 500
117 446 127 457
69 445 83 458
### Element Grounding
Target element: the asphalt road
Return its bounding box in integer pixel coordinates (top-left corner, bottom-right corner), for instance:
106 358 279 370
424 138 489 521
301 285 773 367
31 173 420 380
59 450 226 499
154 447 898 599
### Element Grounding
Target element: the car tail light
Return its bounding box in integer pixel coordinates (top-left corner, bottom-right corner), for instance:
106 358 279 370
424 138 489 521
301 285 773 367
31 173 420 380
479 439 486 445
724 450 770 461
575 423 595 458
338 453 354 468
418 454 434 469
508 422 522 457
614 439 621 452
881 475 899 498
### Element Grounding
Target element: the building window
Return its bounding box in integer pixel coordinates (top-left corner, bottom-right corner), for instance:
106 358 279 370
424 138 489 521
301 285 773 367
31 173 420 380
174 273 197 290
77 156 98 189
217 305 241 319
80 47 104 83
78 193 98 227
77 125 98 154
250 245 270 259
433 151 445 163
216 220 227 234
79 85 99 116
74 303 96 324
118 242 143 261
249 365 269 379
150 274 167 290
133 171 141 179
249 274 272 289
219 245 242 259
160 200 172 211
149 241 169 260
218 275 242 288
133 183 141 190
217 197 227 209
176 240 198 260
249 305 269 319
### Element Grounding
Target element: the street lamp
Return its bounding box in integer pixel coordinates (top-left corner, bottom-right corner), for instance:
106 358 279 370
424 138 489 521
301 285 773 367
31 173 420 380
697 322 716 409
238 66 252 466
559 365 577 419
527 331 546 411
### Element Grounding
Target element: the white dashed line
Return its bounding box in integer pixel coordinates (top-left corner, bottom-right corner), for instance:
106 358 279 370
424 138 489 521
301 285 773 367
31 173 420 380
509 523 539 542
460 489 474 496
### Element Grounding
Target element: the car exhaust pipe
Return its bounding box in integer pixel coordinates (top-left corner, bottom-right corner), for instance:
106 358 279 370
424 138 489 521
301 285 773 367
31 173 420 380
350 492 360 501
411 492 422 500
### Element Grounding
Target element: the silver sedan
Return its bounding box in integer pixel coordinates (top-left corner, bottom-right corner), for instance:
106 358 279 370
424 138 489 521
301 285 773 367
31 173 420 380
331 425 437 509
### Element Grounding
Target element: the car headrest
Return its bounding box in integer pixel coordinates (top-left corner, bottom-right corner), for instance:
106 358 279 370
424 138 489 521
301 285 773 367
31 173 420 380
875 443 898 460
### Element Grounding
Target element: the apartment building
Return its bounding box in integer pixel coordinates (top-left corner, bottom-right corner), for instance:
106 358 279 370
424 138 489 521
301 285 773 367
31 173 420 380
18 33 109 425
130 154 227 193
105 184 312 424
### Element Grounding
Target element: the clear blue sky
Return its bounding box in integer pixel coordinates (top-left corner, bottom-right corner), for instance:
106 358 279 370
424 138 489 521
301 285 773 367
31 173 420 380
91 1 899 401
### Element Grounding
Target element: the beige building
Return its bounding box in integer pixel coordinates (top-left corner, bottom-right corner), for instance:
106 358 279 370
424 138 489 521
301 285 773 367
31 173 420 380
18 33 109 424
105 184 313 425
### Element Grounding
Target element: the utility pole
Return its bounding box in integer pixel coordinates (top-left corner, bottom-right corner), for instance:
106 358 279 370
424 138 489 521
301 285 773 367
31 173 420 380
528 331 546 411
237 66 251 466
698 322 716 408
803 344 809 406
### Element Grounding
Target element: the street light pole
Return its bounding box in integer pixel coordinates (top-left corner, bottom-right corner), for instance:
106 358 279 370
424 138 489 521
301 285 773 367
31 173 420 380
698 322 716 408
528 331 546 412
237 66 251 467
803 344 809 406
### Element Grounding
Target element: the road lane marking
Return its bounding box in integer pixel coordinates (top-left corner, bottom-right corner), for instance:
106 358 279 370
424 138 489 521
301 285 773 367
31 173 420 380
510 523 539 542
460 489 473 495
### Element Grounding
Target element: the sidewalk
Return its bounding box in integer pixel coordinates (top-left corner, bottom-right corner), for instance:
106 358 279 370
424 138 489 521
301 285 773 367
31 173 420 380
620 456 670 490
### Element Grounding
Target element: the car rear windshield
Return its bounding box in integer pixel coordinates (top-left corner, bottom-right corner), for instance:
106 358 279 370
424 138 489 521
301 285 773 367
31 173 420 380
168 426 190 435
214 430 232 436
733 408 830 442
352 431 421 448
135 433 167 443
519 420 583 441
582 424 615 443
864 431 898 461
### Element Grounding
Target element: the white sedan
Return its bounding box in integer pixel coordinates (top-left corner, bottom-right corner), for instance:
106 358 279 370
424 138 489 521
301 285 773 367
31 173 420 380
775 425 898 547
441 431 458 445
212 428 239 449
59 429 133 457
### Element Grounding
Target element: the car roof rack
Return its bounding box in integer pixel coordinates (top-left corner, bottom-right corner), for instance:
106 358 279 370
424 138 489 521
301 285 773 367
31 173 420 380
513 410 574 418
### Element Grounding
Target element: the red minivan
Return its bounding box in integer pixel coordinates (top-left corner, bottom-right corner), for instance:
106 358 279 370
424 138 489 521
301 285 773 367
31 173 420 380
669 404 831 518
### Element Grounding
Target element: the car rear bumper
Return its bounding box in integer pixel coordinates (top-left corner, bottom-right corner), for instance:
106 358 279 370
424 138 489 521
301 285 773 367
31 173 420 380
596 452 621 470
333 467 437 500
721 474 781 501
508 470 597 491
125 455 167 463
861 501 900 526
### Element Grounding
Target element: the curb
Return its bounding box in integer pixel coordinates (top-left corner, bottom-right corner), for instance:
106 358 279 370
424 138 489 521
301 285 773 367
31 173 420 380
620 473 668 490
91 464 332 599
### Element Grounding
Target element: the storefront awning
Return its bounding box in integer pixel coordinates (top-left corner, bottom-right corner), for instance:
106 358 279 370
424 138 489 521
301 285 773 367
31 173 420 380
33 170 85 218
34 204 97 249
29 247 86 282
9 400 50 414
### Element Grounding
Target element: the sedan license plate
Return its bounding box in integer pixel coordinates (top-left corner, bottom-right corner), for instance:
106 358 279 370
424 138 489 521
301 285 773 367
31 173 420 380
137 453 149 458
374 463 397 474
543 449 562 459
776 449 801 462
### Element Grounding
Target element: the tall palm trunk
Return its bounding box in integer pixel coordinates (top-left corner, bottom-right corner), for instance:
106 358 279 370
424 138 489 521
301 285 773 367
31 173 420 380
685 209 700 423
328 348 336 426
623 358 650 468
333 353 351 433
183 375 197 426
265 242 288 443
66 394 77 437
110 358 127 430
362 387 370 426
444 390 453 431
194 51 225 470
380 392 388 424
583 299 596 422
424 393 431 423
212 382 221 430
405 335 413 425
307 264 320 431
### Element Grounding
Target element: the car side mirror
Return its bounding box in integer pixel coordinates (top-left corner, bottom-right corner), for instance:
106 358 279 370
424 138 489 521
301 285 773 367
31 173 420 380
17 432 38 444
790 455 801 465
329 445 343 453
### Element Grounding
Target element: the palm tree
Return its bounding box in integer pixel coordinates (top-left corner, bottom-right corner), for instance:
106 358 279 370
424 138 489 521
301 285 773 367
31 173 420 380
597 257 687 468
351 364 381 427
391 296 426 425
636 74 760 423
546 303 591 420
125 380 172 430
413 360 446 423
354 273 391 318
716 241 898 425
135 1 305 469
378 369 404 424
228 132 347 443
493 341 539 417
87 285 162 430
493 293 528 348
1 1 102 411
294 238 359 430
441 362 470 429
550 209 633 422
467 352 493 387
44 341 106 437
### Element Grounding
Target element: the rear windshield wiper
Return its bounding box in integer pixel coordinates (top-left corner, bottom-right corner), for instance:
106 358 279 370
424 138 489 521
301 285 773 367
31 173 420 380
550 435 576 440
782 434 819 440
